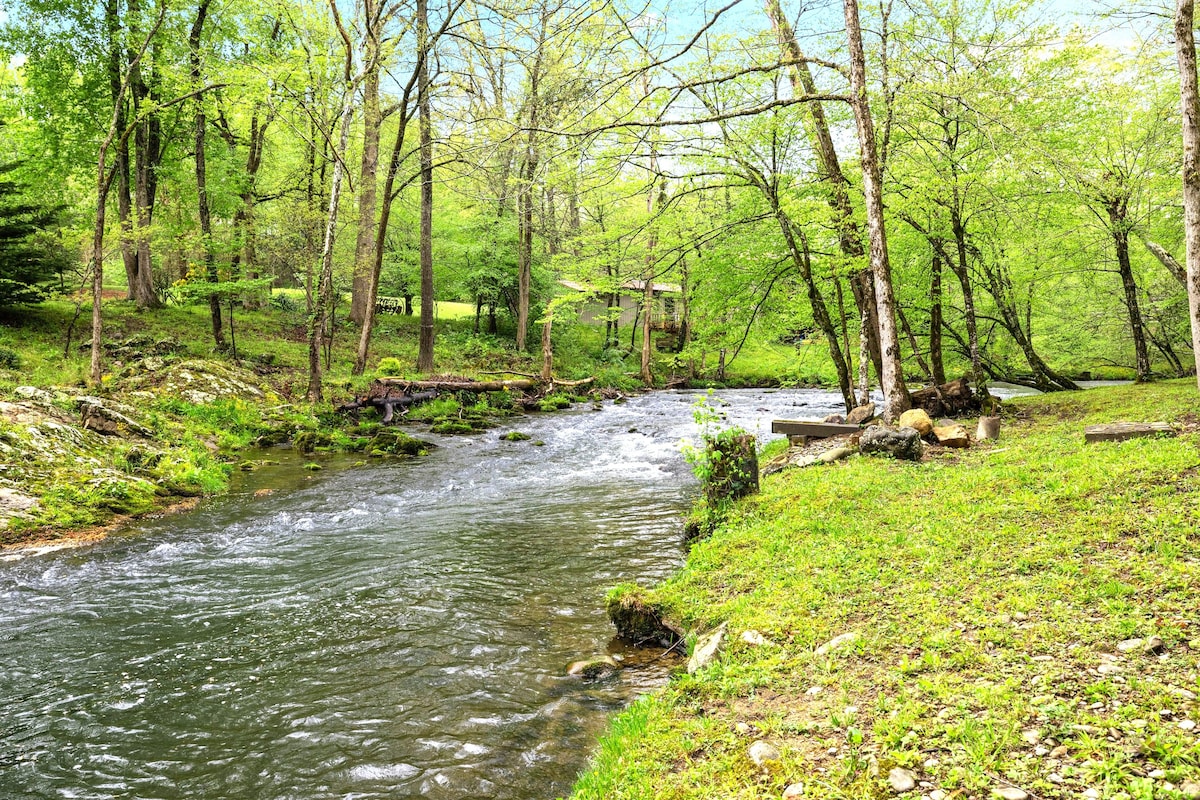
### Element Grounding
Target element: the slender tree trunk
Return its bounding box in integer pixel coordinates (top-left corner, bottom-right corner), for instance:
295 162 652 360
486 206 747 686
105 0 137 301
1176 0 1200 387
416 0 435 372
929 246 946 385
516 14 547 352
843 0 908 420
949 208 982 381
189 0 223 350
765 0 881 376
127 0 161 309
540 311 553 380
308 85 356 402
1107 199 1151 381
777 209 854 410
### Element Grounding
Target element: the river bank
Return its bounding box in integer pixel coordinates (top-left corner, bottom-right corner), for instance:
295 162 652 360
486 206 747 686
570 380 1200 800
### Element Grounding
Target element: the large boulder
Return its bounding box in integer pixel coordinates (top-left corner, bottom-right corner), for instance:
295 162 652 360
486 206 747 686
846 403 877 425
933 424 970 448
897 408 933 436
859 425 924 461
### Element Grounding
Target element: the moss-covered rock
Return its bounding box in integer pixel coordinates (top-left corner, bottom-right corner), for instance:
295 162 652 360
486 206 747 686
500 431 532 442
605 584 682 646
366 429 433 457
292 430 333 453
430 419 477 435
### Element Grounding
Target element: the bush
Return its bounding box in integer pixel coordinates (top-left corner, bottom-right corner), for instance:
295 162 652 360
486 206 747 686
376 356 403 377
0 346 19 370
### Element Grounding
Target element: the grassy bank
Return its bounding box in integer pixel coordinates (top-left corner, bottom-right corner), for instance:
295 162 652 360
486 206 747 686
572 381 1200 800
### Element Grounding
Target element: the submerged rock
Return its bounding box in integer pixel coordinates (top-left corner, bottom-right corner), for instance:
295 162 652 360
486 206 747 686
367 430 433 457
566 656 620 680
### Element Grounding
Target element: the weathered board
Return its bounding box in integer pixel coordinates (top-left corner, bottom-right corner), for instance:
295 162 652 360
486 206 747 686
771 420 860 438
1084 422 1175 443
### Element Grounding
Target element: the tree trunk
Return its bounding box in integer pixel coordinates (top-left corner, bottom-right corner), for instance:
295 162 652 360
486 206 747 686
774 205 854 410
929 246 946 385
189 0 223 350
349 20 382 328
127 0 161 309
540 311 553 380
105 0 137 301
416 0 436 372
843 0 909 420
1176 0 1200 388
1107 198 1151 381
308 81 356 402
949 207 982 381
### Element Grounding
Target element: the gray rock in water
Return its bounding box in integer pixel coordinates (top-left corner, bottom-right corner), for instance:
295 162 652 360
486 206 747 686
846 403 877 425
860 426 924 461
566 656 620 680
688 622 727 674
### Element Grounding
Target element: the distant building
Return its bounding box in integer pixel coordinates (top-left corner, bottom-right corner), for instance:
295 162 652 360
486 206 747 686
558 279 682 330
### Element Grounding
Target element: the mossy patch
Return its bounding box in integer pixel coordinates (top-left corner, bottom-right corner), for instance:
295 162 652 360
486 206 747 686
365 429 433 457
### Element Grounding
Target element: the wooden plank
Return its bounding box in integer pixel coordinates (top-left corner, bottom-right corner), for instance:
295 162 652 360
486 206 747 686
771 420 860 438
1084 422 1175 443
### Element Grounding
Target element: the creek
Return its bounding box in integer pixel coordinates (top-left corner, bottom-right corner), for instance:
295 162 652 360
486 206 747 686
0 387 864 800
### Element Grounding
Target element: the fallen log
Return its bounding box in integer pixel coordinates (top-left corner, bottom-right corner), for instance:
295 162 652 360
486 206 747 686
376 376 594 392
909 377 981 418
337 383 441 423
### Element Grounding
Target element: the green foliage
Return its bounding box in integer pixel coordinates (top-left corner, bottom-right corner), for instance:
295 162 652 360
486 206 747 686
0 158 70 307
375 357 403 377
0 345 20 370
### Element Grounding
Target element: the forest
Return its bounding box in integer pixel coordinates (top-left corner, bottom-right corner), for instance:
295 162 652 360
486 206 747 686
1 0 1200 414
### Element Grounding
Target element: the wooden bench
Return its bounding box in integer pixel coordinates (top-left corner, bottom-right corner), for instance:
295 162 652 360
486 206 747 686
771 420 859 446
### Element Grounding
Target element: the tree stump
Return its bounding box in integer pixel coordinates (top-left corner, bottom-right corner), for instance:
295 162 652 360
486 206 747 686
705 433 759 504
976 416 1001 441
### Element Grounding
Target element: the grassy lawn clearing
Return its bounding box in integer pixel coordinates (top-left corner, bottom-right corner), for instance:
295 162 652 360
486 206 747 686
573 381 1200 800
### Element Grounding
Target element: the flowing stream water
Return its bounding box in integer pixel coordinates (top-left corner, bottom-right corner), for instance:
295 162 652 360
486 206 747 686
0 387 864 800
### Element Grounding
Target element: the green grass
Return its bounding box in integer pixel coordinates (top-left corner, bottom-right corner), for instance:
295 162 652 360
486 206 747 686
571 381 1200 800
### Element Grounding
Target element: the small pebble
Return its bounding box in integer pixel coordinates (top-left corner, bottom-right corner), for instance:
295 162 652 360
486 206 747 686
1183 779 1200 799
749 740 780 767
1097 663 1122 675
930 791 946 800
1149 769 1167 779
1171 687 1199 701
782 782 805 799
1083 789 1100 800
1179 719 1197 731
1118 638 1144 653
736 722 750 735
742 629 768 647
923 758 939 769
1022 729 1042 744
1034 746 1049 757
805 686 823 696
1144 635 1166 654
1048 773 1064 784
992 787 1027 800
